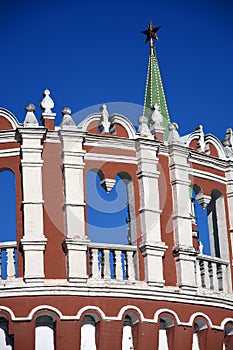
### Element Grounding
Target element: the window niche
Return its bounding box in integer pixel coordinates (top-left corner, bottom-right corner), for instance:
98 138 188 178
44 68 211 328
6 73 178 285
35 315 55 350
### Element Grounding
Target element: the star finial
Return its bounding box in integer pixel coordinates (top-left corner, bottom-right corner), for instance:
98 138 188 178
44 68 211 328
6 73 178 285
141 21 161 44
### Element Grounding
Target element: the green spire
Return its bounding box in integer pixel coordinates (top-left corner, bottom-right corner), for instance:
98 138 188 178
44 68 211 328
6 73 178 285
142 22 170 139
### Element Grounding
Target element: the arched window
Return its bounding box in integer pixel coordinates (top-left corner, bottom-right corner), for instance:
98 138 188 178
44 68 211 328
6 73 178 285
192 319 208 350
0 169 16 242
81 315 98 350
191 186 210 255
158 316 174 350
0 317 13 349
0 169 17 279
35 315 55 350
207 190 229 260
223 322 233 350
122 315 134 350
86 170 136 245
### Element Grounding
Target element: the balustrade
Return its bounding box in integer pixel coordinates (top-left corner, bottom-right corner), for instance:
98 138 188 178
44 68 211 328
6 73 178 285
0 241 17 280
196 254 229 292
88 243 137 282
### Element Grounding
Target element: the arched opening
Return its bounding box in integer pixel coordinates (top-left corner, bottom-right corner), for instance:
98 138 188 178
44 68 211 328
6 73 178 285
158 316 174 350
122 314 139 350
81 315 99 350
0 169 17 279
192 319 208 350
207 190 228 259
0 317 13 349
223 322 233 350
35 315 55 350
86 170 136 245
86 170 137 280
191 186 210 255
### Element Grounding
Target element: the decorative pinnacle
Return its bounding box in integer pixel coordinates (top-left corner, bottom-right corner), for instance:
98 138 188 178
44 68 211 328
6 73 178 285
25 103 36 112
62 107 72 116
141 20 161 45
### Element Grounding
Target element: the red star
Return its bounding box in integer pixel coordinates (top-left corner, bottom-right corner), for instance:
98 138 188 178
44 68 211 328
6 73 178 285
141 21 161 43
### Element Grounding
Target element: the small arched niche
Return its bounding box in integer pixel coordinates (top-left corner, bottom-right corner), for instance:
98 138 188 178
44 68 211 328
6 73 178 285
0 317 13 349
122 313 139 350
35 314 56 350
192 319 208 350
158 316 174 350
81 314 100 350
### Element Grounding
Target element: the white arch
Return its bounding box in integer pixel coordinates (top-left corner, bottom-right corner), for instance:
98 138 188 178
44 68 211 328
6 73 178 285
0 108 21 130
117 305 145 322
78 112 137 139
154 309 181 325
205 134 226 160
188 312 213 328
76 306 105 321
0 307 16 322
27 305 63 320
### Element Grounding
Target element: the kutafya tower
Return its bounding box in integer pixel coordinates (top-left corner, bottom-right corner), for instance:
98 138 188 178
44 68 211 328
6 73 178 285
142 21 170 139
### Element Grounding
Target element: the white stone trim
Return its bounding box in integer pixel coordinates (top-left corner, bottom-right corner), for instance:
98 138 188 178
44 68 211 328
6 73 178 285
85 153 137 164
0 148 20 157
0 304 230 331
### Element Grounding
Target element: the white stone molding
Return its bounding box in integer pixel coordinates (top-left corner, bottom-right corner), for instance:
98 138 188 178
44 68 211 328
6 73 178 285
100 177 116 193
195 193 211 209
225 164 233 265
136 138 167 287
18 127 47 283
168 144 197 290
59 127 89 282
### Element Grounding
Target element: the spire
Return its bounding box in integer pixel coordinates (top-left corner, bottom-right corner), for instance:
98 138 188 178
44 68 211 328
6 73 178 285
142 21 170 139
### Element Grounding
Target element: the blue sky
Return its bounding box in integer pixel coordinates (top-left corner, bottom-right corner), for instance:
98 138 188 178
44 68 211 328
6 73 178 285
0 0 233 139
0 0 233 247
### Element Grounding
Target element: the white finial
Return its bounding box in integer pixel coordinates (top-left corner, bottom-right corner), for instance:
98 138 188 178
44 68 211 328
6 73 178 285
24 104 38 126
195 125 206 152
40 88 56 116
199 241 204 254
138 116 153 139
222 128 233 159
60 107 76 128
99 104 110 133
149 104 164 134
167 122 182 144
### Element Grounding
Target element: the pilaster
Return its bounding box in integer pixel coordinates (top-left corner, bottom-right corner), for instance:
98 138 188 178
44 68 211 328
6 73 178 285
226 161 233 262
59 125 88 282
168 143 197 290
18 127 47 283
136 138 167 287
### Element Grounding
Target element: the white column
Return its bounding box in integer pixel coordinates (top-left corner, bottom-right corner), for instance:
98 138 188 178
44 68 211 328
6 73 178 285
18 128 47 283
59 127 89 282
136 139 167 287
169 144 197 290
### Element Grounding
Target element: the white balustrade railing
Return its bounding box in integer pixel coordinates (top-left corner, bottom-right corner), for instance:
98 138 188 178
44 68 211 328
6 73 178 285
88 243 137 282
196 254 229 292
0 241 17 280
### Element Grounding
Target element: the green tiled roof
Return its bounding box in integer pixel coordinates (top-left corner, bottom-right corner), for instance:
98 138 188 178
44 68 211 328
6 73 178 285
143 43 170 140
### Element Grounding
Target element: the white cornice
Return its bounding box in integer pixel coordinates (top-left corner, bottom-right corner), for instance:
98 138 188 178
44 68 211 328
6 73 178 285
85 153 137 164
